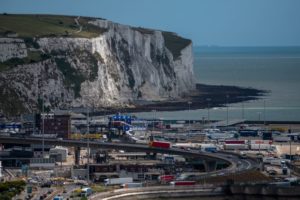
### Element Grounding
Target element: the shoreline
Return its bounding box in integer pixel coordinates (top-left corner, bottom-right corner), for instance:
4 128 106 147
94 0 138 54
91 83 267 116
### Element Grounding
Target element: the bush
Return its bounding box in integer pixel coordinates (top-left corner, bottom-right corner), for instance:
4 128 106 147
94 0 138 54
0 180 26 199
24 37 40 49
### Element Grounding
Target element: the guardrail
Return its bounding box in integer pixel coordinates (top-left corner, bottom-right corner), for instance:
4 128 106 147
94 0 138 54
90 185 223 200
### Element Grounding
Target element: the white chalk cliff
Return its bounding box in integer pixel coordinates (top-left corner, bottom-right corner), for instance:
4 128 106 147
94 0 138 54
0 18 195 115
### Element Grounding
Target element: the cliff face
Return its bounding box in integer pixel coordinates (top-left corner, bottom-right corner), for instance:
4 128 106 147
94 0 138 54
0 16 194 115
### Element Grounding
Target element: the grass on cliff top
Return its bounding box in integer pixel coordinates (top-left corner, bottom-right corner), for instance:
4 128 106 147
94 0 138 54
0 51 49 71
162 31 192 60
0 13 106 38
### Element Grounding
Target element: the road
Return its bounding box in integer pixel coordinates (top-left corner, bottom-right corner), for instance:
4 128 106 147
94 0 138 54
0 136 259 176
90 186 224 200
0 136 232 161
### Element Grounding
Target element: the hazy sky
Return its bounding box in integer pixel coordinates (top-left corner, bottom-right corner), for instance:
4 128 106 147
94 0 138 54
1 0 300 46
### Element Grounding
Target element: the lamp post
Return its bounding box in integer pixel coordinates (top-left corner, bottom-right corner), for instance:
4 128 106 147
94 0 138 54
263 100 266 126
86 106 90 182
188 101 192 134
258 112 261 124
42 97 45 158
87 107 90 162
86 71 91 183
242 100 245 120
206 98 211 125
226 95 229 127
152 109 156 132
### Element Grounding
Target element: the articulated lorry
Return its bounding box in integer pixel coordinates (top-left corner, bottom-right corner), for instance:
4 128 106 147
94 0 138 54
104 177 133 186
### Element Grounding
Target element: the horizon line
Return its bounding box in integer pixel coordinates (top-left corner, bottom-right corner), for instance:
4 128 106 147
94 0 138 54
194 45 300 48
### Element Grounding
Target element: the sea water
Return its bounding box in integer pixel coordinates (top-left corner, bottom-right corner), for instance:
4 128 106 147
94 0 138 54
134 46 300 121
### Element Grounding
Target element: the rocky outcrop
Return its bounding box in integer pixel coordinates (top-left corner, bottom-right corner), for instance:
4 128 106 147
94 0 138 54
0 17 194 115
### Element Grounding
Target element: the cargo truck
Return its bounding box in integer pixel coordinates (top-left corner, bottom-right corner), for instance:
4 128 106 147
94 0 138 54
224 144 249 150
149 141 171 149
104 177 133 186
224 140 246 144
203 147 218 153
121 182 143 188
273 136 291 142
159 175 175 183
250 144 271 150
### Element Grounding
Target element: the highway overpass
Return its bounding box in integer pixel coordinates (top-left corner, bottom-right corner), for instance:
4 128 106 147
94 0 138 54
0 136 258 173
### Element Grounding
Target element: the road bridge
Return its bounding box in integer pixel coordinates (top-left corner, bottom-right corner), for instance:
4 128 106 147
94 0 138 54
0 136 258 173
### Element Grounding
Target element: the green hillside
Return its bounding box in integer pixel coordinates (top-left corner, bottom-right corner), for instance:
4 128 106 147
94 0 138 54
0 14 106 38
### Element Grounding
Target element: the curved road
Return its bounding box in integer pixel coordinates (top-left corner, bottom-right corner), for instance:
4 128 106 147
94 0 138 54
90 185 224 200
0 136 258 174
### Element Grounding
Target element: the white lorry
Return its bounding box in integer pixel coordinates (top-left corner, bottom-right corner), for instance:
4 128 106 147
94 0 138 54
104 177 133 186
121 182 143 188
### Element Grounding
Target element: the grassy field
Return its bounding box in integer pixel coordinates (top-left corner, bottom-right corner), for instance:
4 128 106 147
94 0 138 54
0 14 106 38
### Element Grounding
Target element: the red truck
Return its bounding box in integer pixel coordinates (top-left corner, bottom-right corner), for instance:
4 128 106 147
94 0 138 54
158 175 175 183
224 140 246 144
170 181 196 186
149 141 171 149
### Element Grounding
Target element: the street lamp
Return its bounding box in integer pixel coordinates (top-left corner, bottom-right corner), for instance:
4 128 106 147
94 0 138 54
42 96 45 158
257 112 261 124
87 107 90 160
206 98 211 125
152 109 156 132
226 95 229 127
188 101 192 134
86 106 90 182
242 100 245 120
86 72 91 183
263 100 266 126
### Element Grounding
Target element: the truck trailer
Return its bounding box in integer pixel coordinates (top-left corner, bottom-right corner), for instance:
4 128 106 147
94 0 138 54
170 181 196 186
149 141 171 148
224 144 249 150
104 177 133 186
121 182 143 188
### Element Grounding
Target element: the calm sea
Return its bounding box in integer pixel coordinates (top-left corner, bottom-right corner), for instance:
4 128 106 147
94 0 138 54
134 46 300 121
